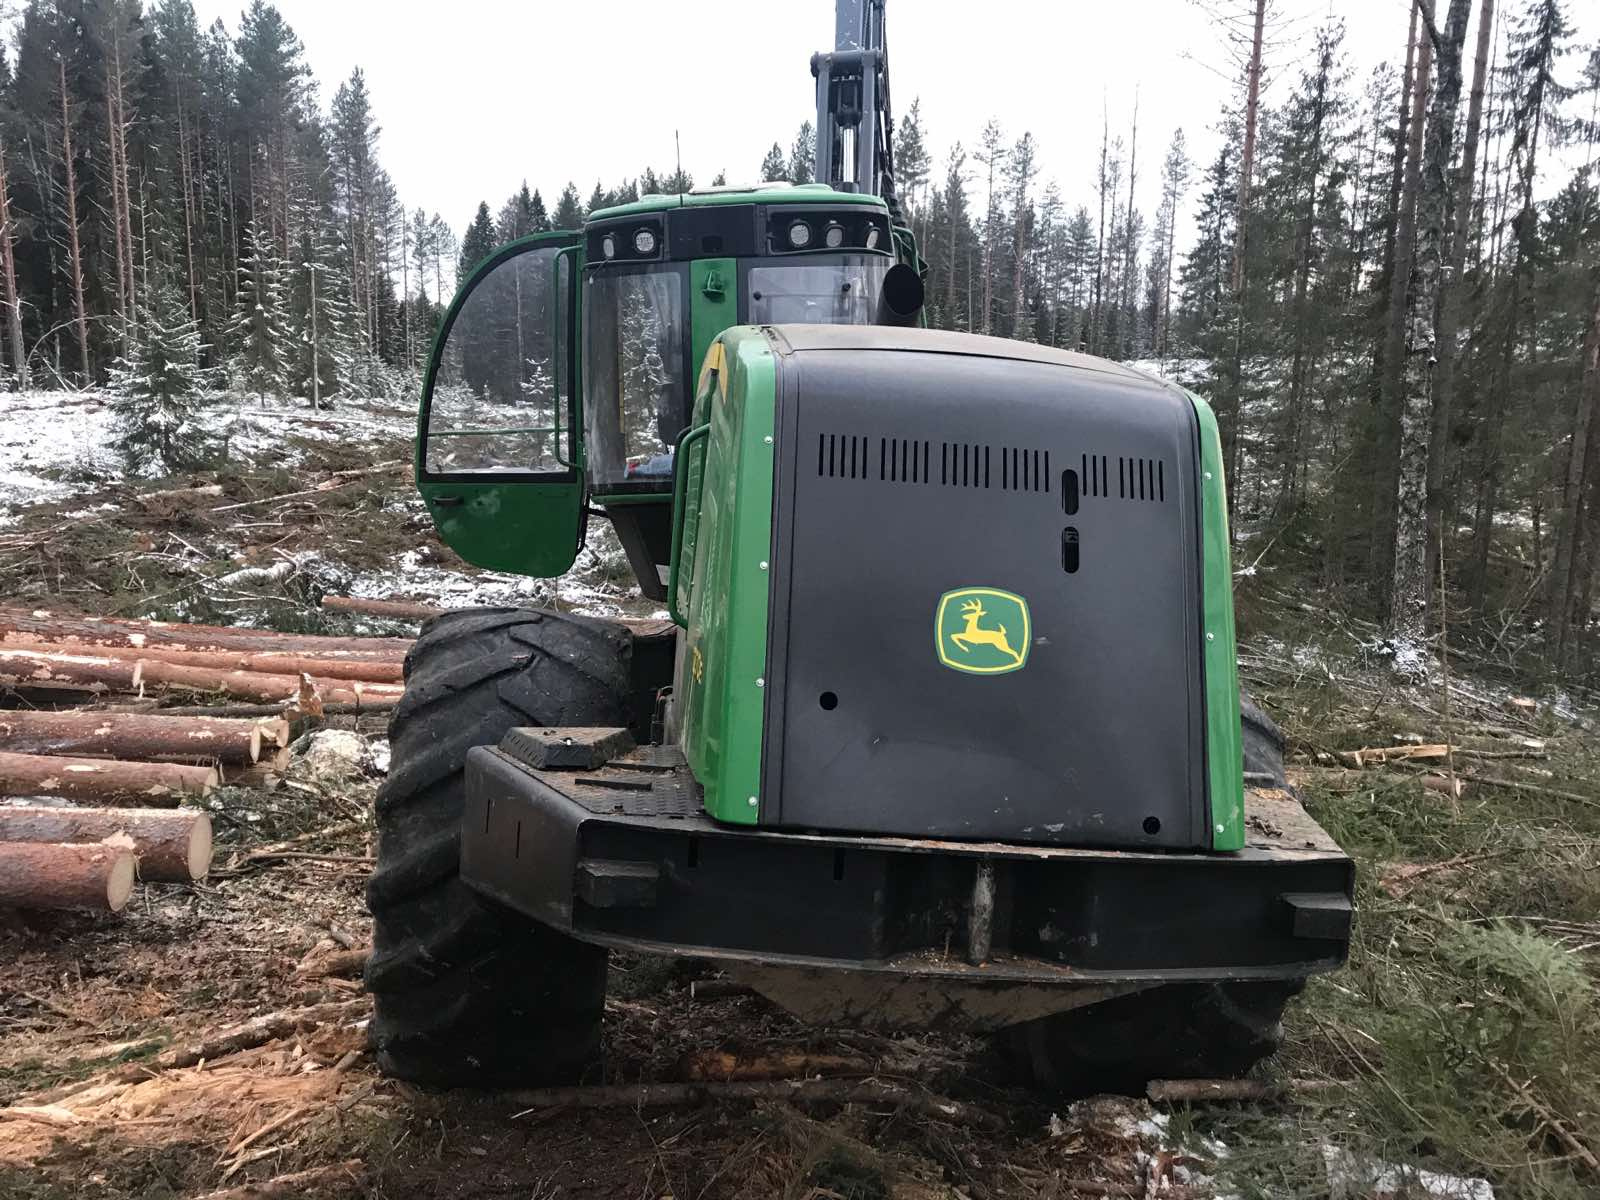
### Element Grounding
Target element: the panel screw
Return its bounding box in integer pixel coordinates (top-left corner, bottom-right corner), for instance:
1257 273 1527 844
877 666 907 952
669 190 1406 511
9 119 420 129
1215 823 1225 834
756 677 765 688
764 435 773 445
748 796 759 807
1206 632 1215 642
1204 471 1213 481
759 561 769 571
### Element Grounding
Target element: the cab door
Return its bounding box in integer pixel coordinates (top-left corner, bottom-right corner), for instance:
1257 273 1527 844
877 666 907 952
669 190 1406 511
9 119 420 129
417 232 584 576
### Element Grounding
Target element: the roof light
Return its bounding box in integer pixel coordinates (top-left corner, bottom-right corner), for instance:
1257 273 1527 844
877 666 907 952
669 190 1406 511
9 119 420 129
787 220 812 250
633 227 657 256
823 222 845 249
601 233 617 260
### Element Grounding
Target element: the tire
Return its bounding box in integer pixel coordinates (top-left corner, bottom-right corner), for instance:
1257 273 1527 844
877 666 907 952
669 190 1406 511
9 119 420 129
1010 979 1305 1097
1241 691 1288 787
365 607 633 1087
1007 691 1300 1095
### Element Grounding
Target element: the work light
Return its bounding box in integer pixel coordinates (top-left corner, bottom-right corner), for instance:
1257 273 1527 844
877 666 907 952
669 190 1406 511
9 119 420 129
601 234 617 260
787 220 812 249
823 222 845 248
633 227 657 256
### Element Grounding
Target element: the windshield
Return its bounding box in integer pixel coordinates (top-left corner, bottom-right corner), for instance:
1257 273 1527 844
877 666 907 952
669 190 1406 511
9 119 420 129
584 267 689 488
748 255 888 325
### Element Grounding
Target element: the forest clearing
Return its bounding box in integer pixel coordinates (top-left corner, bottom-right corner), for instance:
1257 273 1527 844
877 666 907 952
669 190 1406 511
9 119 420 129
1 385 1597 1199
2 0 1600 1196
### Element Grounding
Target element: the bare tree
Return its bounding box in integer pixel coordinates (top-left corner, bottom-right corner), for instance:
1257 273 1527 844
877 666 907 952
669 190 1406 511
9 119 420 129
57 58 90 385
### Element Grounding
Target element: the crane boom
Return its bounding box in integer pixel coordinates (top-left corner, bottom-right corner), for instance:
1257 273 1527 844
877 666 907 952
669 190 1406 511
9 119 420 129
811 0 899 217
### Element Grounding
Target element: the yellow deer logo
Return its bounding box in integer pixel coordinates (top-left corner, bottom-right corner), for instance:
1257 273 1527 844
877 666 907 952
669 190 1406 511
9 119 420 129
936 588 1031 675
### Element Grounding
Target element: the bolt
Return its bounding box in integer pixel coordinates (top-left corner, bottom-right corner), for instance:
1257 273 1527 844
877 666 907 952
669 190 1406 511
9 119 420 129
1206 632 1215 642
759 561 769 571
748 796 759 807
1215 823 1225 835
764 435 773 445
756 677 765 689
1204 471 1213 481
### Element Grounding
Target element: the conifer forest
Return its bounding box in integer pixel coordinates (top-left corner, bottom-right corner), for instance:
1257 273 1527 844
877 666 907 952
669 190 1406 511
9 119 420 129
5 3 1600 1199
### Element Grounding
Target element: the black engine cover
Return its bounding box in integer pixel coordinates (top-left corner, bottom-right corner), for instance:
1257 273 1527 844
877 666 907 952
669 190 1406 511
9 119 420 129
760 327 1208 849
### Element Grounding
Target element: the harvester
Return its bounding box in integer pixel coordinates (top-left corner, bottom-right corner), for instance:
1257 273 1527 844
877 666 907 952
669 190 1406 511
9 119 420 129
367 0 1354 1091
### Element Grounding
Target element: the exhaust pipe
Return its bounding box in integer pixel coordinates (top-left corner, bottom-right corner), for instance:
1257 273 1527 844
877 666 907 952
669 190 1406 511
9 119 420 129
875 263 924 327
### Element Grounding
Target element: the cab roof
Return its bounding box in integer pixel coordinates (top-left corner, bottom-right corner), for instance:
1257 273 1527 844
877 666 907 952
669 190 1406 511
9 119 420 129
589 183 887 222
756 325 1179 395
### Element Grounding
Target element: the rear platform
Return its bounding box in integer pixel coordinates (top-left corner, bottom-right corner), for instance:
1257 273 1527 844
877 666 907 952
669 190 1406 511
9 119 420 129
460 728 1353 989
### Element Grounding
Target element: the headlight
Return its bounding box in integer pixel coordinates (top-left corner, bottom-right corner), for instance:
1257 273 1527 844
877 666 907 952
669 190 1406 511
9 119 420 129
633 227 657 255
601 234 617 260
787 220 812 249
823 222 845 248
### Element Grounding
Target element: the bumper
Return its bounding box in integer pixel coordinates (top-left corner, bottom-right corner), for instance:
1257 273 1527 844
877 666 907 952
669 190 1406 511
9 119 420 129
459 736 1353 987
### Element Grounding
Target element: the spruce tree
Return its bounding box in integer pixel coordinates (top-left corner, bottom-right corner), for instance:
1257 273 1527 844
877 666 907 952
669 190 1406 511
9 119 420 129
111 281 211 473
284 190 353 409
229 223 286 405
552 182 583 229
459 201 497 280
789 121 816 184
760 142 788 182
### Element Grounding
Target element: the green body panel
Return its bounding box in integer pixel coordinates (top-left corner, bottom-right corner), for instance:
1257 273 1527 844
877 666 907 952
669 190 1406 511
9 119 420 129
676 330 777 826
589 185 885 222
416 231 585 577
1186 391 1246 851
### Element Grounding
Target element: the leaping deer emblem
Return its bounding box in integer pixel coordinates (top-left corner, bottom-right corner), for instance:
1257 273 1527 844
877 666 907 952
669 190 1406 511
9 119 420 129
949 598 1025 666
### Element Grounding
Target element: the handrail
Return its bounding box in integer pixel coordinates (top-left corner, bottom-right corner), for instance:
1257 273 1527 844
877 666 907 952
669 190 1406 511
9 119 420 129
666 422 712 628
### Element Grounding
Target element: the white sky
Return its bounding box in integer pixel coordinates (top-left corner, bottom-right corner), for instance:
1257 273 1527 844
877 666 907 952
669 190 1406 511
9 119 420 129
186 0 1571 241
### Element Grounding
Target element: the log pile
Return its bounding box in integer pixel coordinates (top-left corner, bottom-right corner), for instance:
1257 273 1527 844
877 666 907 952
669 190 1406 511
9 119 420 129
0 607 411 913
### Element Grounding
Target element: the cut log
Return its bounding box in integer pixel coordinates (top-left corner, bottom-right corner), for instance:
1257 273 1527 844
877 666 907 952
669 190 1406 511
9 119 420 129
0 709 280 766
0 749 217 805
0 608 411 659
1421 773 1465 799
0 649 139 693
0 806 211 881
0 638 404 683
0 841 135 911
130 659 403 707
320 594 446 620
1337 743 1452 768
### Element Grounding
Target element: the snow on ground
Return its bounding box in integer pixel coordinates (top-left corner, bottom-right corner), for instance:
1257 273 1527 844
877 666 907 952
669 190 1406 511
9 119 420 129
0 390 415 521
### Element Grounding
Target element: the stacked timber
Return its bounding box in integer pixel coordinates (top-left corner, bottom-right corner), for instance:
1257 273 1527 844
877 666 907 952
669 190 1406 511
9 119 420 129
0 608 410 913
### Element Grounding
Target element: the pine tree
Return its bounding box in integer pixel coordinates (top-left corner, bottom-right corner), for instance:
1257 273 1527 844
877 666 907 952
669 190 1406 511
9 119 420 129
111 281 210 472
229 222 286 404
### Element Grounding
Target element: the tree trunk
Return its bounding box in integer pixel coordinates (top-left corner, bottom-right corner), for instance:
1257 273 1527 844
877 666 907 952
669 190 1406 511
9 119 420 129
1426 0 1496 592
0 709 284 766
105 68 129 348
1225 0 1267 517
1372 3 1435 593
1545 286 1600 668
0 608 410 659
1390 0 1473 673
0 806 211 882
0 749 218 805
132 658 403 707
0 138 27 388
57 58 90 384
2 639 403 683
0 841 135 911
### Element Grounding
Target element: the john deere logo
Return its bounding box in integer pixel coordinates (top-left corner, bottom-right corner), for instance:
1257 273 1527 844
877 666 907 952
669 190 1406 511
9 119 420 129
936 588 1031 675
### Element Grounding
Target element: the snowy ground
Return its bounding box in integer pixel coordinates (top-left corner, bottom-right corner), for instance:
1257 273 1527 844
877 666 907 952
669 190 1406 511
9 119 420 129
0 388 660 623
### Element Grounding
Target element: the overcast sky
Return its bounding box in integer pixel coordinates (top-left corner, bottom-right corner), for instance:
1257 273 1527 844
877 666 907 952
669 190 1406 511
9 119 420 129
184 1 1518 238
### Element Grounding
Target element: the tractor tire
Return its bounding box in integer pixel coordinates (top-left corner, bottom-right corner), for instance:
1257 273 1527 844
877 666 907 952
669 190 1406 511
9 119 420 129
1240 691 1289 787
365 607 633 1088
1007 691 1300 1095
1010 978 1305 1097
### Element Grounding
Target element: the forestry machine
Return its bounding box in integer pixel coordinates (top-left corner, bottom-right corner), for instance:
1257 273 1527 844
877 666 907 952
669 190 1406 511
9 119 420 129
369 0 1354 1091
